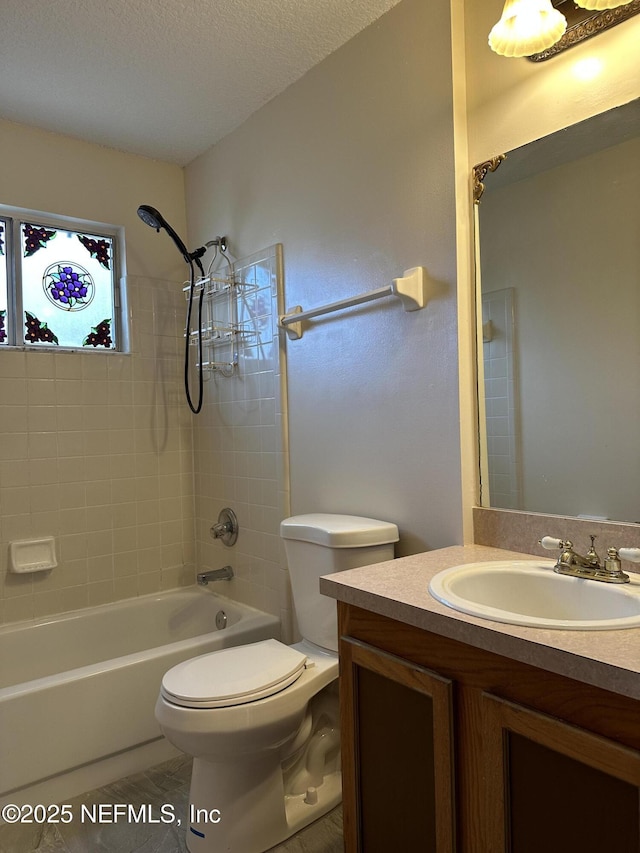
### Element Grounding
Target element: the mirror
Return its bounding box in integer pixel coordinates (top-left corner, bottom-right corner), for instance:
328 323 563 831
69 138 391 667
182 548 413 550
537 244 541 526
474 98 640 525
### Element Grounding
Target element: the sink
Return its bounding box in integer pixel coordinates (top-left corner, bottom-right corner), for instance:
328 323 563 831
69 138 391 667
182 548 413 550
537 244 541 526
428 560 640 630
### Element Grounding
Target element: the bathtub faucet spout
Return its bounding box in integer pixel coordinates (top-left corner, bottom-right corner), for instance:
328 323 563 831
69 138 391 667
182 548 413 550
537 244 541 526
197 566 234 585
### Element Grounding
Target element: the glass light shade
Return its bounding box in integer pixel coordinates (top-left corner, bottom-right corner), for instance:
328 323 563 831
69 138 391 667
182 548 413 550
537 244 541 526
573 0 633 8
489 0 568 57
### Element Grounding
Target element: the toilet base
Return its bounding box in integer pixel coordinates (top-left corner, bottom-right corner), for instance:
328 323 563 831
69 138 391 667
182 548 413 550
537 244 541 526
185 756 341 853
156 644 342 852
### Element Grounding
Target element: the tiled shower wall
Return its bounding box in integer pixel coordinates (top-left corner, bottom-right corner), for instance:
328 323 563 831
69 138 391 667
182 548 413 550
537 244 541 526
192 246 293 642
481 288 521 510
0 275 195 625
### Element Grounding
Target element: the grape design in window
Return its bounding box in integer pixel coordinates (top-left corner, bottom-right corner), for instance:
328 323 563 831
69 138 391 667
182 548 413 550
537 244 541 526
20 221 116 349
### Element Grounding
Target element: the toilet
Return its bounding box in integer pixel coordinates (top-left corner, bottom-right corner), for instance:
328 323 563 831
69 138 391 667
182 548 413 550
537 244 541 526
155 513 398 853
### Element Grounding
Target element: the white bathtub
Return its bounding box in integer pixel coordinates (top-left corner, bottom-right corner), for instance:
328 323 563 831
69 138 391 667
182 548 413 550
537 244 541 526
0 588 279 805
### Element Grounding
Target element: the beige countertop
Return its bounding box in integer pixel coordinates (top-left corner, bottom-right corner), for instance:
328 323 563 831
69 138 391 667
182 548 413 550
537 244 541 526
320 544 640 701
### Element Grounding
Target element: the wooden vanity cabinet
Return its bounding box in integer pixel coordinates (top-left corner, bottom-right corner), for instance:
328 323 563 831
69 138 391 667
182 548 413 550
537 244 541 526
338 603 640 853
340 635 456 852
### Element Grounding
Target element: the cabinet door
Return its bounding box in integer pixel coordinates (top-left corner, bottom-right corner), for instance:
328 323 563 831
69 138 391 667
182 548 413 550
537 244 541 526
482 693 640 853
340 637 455 853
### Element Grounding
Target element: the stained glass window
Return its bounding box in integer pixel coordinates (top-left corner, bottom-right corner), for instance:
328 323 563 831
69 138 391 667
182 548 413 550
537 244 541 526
0 207 123 350
0 219 8 345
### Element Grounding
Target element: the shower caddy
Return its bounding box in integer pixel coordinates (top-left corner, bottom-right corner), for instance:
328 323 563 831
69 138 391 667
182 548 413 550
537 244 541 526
186 267 245 376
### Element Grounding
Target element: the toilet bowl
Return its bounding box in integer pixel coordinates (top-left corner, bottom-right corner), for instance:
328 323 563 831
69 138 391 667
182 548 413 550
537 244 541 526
155 514 398 853
155 639 340 852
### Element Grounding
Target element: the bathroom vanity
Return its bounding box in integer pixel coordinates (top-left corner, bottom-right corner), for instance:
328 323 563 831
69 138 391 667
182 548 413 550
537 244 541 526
320 545 640 853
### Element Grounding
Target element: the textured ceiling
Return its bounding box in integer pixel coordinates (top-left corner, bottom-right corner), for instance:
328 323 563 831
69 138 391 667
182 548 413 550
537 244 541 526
0 0 403 166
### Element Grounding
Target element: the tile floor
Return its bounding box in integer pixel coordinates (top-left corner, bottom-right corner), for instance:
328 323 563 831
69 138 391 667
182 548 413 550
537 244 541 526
0 756 344 853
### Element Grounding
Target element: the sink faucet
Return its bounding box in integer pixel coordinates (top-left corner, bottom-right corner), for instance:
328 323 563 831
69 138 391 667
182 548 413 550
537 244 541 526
539 536 640 584
197 565 234 585
559 535 600 572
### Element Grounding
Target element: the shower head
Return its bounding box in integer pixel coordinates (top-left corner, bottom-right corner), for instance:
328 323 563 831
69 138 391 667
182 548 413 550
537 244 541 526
137 204 191 265
137 204 164 230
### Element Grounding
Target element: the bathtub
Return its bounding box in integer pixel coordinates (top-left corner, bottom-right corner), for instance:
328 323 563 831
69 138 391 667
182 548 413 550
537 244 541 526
0 587 279 805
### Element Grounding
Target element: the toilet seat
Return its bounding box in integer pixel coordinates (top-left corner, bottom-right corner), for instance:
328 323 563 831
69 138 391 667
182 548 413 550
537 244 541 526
160 639 308 709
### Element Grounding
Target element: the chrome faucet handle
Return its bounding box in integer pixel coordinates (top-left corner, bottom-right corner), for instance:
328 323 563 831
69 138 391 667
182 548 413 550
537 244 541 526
210 507 239 547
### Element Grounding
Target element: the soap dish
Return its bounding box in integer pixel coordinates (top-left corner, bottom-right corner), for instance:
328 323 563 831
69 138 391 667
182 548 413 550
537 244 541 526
9 537 57 573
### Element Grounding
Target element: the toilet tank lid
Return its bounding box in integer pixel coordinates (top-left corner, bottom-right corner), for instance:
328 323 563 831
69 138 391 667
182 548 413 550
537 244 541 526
280 514 399 548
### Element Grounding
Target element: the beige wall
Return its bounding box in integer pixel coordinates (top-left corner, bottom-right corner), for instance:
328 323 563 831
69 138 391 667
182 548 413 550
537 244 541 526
0 119 187 281
0 123 195 624
186 0 463 567
464 5 640 164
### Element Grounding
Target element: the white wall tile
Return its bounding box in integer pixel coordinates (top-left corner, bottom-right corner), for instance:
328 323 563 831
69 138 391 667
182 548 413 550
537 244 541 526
0 275 195 625
192 246 292 632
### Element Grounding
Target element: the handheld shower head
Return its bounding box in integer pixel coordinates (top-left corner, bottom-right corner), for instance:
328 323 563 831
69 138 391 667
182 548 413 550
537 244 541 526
137 204 164 230
137 203 230 416
137 204 191 265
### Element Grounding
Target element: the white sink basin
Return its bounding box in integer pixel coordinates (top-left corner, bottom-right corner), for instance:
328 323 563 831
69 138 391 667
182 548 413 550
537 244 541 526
428 561 640 630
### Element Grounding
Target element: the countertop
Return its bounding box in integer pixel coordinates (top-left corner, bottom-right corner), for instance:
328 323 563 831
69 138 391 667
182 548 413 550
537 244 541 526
320 544 640 701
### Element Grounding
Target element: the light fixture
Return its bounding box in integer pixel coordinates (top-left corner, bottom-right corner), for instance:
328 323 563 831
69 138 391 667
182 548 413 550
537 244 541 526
574 0 633 9
489 0 640 62
489 0 567 57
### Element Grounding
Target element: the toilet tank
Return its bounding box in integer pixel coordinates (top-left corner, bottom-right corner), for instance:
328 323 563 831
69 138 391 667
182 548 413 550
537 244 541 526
280 514 399 652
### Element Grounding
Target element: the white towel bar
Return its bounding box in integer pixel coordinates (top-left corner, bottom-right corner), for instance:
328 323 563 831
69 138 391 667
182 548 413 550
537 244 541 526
279 266 430 340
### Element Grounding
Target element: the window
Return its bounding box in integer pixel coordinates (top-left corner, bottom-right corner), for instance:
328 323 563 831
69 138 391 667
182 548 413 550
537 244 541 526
0 206 124 350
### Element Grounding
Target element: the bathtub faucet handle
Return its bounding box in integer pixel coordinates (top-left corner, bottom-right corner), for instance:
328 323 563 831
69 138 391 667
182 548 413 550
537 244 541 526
210 507 239 547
